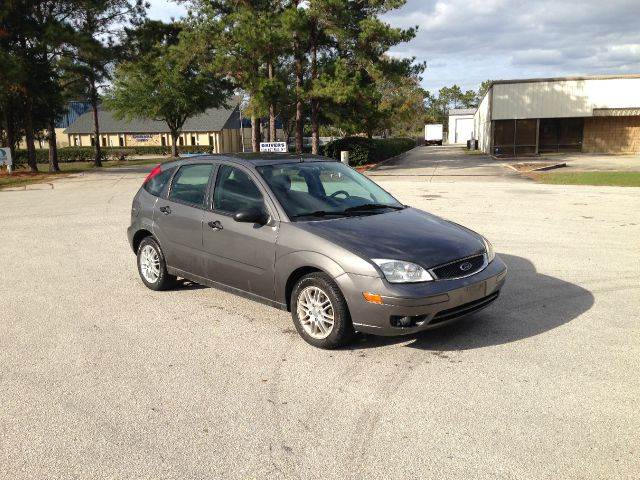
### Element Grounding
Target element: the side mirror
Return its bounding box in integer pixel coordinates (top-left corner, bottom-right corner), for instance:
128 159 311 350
233 206 269 225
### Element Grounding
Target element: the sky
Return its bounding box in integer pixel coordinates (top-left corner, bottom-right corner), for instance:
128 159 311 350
147 0 640 93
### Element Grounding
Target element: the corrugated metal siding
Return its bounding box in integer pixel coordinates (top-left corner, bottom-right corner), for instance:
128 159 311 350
491 78 640 120
474 93 491 152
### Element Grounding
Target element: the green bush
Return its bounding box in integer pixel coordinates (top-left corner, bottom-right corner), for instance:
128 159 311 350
322 137 416 166
13 145 214 165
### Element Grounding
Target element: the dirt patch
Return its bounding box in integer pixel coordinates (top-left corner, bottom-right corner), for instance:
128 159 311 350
355 163 378 173
0 171 60 190
0 171 45 178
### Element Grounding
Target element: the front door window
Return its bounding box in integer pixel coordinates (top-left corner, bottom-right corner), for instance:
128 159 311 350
213 165 264 214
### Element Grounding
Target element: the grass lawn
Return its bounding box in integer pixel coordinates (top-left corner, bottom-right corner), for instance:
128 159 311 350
531 171 640 187
0 157 167 190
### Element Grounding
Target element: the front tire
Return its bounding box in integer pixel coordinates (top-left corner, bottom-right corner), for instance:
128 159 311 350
137 236 176 291
291 272 354 348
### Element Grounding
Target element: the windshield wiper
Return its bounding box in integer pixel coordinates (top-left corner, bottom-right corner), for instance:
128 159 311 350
343 203 405 213
290 210 349 219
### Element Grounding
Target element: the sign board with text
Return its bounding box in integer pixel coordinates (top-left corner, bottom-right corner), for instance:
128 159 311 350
0 148 12 166
259 142 287 153
132 134 153 142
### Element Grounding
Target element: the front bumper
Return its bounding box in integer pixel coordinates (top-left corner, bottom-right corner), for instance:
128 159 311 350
335 255 507 336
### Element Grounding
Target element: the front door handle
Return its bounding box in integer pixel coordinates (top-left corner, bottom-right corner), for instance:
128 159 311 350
159 205 172 215
208 220 223 231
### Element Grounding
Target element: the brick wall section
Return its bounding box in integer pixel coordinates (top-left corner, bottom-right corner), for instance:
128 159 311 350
583 116 640 153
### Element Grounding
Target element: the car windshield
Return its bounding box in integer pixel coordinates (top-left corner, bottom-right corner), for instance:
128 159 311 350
256 161 403 220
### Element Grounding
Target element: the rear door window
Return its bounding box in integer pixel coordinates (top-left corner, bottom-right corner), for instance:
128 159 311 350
168 164 214 207
144 167 175 197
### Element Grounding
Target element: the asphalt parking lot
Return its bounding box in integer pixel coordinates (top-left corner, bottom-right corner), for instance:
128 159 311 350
1 147 639 479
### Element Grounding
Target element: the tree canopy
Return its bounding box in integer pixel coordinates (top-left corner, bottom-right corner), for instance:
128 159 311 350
106 24 234 157
424 82 490 128
2 0 435 166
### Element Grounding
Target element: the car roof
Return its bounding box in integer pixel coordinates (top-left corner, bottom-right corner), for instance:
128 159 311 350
161 153 337 169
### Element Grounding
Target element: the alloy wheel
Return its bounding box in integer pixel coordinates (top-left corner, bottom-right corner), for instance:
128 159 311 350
296 286 335 339
139 244 161 283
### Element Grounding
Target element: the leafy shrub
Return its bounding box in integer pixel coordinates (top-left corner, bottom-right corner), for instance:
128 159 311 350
322 137 416 166
13 145 213 165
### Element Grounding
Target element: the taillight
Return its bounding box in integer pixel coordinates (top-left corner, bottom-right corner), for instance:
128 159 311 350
144 164 162 184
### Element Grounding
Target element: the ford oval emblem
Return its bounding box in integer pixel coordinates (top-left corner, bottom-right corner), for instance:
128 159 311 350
459 261 473 272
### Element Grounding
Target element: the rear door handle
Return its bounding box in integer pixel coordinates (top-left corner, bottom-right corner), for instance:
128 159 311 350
159 206 172 215
208 220 223 231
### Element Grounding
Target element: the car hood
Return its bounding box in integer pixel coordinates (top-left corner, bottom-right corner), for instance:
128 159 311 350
293 207 485 269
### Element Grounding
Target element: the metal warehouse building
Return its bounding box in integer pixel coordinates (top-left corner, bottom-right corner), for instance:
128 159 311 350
447 108 475 145
474 74 640 156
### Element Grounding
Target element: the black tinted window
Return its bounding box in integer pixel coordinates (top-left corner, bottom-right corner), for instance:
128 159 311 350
169 164 214 206
144 167 174 197
213 165 264 214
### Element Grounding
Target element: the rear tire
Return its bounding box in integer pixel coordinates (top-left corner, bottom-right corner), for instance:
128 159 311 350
137 236 176 291
291 272 354 349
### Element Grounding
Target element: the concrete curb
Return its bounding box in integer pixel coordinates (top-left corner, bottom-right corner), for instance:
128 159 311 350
530 162 567 172
366 145 421 172
503 162 567 173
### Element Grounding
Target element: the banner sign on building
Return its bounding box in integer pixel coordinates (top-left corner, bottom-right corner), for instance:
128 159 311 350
0 148 12 166
132 134 153 142
259 142 287 153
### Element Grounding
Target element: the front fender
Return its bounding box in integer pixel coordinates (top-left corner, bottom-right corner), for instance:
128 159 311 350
274 251 348 305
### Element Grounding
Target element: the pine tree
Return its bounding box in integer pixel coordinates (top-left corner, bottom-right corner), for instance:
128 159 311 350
64 0 146 167
106 23 234 158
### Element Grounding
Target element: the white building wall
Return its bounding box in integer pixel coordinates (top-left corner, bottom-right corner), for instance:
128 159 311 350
492 77 640 120
474 92 491 153
447 114 475 144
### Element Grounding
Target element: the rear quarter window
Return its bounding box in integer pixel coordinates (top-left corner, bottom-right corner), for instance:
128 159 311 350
144 167 175 197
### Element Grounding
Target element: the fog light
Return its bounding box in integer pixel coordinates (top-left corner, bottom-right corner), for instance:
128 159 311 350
362 292 383 305
390 314 429 328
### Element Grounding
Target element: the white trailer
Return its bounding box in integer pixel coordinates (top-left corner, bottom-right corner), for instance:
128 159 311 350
424 124 443 145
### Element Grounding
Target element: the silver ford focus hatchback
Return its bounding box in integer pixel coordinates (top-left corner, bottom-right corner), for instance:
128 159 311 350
128 154 507 348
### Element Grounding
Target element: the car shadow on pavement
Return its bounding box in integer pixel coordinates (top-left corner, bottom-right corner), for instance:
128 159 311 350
350 253 595 351
176 279 208 290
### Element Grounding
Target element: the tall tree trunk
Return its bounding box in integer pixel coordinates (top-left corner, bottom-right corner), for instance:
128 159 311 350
48 118 60 172
269 104 276 142
170 130 179 158
90 79 102 167
293 28 304 154
310 21 319 155
251 115 260 152
5 107 17 164
295 58 304 154
239 104 246 152
268 62 277 142
24 94 38 172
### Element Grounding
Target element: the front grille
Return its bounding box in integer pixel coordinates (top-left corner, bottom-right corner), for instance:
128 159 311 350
431 254 486 280
430 291 499 325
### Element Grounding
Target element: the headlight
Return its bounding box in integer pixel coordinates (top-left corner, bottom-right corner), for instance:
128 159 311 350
482 237 495 262
371 259 434 283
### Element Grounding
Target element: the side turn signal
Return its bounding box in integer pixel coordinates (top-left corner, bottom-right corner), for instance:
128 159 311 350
362 292 384 305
